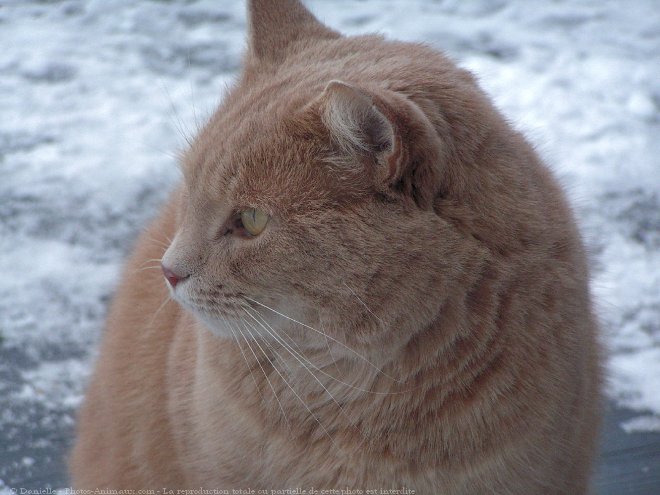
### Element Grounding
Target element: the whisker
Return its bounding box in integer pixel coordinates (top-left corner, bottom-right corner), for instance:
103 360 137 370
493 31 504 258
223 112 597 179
239 315 338 448
342 281 386 329
240 317 298 383
133 264 163 274
243 296 405 384
244 307 413 396
158 80 194 148
247 305 307 356
246 308 340 379
243 308 358 427
244 311 329 385
147 236 170 250
187 58 204 136
227 316 292 430
138 258 164 268
321 320 341 375
141 142 182 162
217 313 269 410
148 295 173 328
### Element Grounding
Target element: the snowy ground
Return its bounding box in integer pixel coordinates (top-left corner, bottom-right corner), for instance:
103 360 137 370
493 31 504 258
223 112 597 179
1 0 659 490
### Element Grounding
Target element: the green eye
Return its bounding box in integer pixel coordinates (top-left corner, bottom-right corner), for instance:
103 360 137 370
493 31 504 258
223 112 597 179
240 208 269 236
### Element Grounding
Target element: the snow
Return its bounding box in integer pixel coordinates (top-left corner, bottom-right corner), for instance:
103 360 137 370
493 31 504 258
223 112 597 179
1 0 659 486
621 415 660 434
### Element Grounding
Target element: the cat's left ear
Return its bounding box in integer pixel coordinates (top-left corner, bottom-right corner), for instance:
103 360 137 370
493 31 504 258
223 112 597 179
246 0 340 66
318 80 444 209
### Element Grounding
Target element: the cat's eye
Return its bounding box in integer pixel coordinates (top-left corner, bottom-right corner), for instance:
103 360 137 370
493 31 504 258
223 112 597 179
239 208 269 236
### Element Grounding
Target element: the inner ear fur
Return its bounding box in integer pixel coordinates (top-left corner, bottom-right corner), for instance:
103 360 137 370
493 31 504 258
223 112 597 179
318 80 444 210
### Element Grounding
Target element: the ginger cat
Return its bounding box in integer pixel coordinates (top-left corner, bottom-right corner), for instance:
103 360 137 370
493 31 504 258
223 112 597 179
70 1 602 493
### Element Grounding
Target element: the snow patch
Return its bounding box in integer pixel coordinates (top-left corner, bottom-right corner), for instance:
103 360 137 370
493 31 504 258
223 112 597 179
621 415 660 434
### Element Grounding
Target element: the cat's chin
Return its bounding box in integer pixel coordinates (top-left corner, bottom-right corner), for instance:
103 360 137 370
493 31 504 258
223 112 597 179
186 303 270 342
192 312 237 340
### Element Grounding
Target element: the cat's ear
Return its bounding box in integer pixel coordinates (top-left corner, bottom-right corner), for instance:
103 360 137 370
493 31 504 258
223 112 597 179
246 0 339 65
319 80 443 209
321 81 395 159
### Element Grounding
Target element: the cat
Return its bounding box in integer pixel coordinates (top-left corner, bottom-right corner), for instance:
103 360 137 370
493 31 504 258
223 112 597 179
70 1 602 493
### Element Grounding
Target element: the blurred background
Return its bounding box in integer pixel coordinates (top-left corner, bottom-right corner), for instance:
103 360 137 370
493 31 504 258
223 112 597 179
1 0 658 492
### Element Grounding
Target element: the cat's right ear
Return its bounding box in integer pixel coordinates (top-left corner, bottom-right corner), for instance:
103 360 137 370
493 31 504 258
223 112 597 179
246 0 339 66
318 81 444 209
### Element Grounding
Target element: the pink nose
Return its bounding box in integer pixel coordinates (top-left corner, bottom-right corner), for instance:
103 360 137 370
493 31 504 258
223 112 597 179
161 263 186 288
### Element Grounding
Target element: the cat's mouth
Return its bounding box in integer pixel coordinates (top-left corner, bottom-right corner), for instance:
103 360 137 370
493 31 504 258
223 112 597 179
171 281 243 317
176 292 249 338
164 276 265 339
166 279 311 345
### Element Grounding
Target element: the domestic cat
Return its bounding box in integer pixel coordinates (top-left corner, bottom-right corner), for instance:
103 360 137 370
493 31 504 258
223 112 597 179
70 1 602 493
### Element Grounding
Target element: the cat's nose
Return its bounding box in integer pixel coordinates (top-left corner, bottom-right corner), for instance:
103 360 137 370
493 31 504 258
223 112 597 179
161 263 188 288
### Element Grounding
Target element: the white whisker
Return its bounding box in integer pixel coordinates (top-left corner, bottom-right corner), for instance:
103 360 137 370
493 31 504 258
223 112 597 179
133 264 163 274
139 258 164 268
342 281 386 329
225 316 291 430
321 320 341 376
244 296 405 384
244 307 413 396
239 314 338 448
217 313 268 407
159 80 194 148
148 295 173 328
242 307 356 425
147 236 170 250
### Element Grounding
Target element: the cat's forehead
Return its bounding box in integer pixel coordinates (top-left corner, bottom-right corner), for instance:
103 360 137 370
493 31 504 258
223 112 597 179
181 114 356 213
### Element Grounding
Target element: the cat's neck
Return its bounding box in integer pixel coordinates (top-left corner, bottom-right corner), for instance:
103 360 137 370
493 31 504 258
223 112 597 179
191 282 510 463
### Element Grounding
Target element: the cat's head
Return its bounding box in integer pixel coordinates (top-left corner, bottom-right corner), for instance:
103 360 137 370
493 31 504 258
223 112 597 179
161 0 491 353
